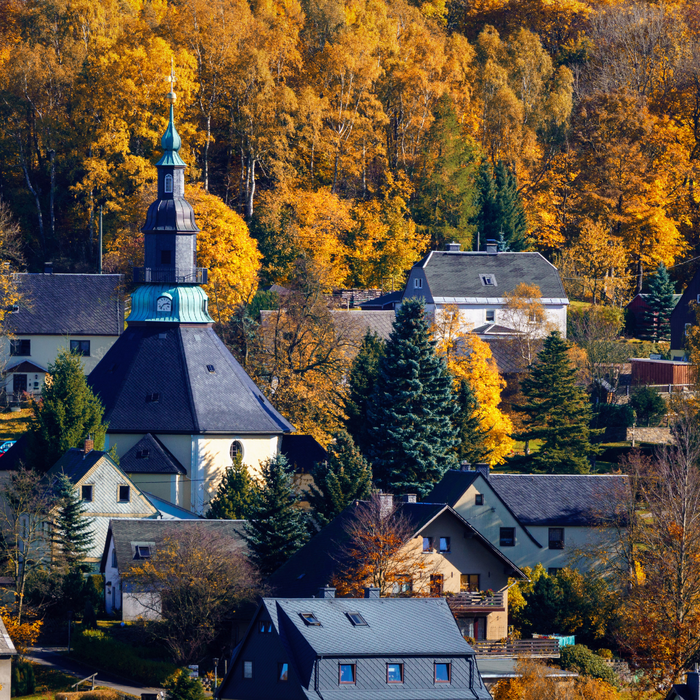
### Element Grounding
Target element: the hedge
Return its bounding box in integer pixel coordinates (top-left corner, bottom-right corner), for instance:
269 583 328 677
70 629 179 687
559 644 619 688
11 662 35 697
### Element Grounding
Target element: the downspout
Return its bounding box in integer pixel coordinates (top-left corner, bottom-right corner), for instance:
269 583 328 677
314 657 327 700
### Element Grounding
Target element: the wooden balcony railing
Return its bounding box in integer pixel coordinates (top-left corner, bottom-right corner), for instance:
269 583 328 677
470 639 561 658
447 592 505 612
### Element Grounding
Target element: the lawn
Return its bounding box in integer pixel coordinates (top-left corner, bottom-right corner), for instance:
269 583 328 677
0 407 32 441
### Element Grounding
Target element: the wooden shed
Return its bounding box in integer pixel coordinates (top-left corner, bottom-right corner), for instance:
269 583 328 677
630 358 696 386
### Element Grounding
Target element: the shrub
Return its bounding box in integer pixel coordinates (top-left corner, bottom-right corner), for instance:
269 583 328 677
596 648 614 659
164 670 207 700
630 386 666 427
11 662 35 697
560 644 619 687
593 404 635 429
70 628 179 686
56 691 121 700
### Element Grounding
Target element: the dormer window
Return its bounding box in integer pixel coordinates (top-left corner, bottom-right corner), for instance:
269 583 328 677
146 392 160 403
164 174 173 193
480 274 497 287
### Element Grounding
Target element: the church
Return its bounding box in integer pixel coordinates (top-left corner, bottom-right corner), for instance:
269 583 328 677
88 81 293 515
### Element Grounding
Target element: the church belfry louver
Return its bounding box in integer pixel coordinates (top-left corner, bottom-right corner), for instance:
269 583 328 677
88 70 293 515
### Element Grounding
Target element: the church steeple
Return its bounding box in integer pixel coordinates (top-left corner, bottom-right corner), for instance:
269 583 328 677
137 62 205 286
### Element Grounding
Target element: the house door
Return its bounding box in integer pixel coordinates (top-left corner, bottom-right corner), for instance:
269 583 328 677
13 374 27 396
474 617 487 640
430 574 444 596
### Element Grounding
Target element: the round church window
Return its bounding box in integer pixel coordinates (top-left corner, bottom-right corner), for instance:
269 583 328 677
230 440 243 463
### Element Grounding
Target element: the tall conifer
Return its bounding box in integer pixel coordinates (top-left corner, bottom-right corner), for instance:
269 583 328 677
517 332 598 474
244 454 310 576
367 299 458 496
52 473 94 570
641 262 676 342
206 455 256 520
307 430 373 526
453 379 491 464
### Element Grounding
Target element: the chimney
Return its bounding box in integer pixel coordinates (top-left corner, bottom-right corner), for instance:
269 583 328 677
84 438 94 454
378 493 394 518
475 463 489 480
688 669 700 700
445 242 461 252
485 240 498 255
460 460 471 472
400 494 417 503
44 262 53 274
364 587 380 599
317 587 336 599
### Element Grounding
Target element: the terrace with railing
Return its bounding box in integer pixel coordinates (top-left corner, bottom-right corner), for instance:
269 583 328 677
447 591 506 613
133 267 208 284
470 638 561 658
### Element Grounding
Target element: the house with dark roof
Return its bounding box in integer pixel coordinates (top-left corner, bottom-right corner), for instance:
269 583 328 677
87 89 293 516
217 592 492 700
425 467 628 572
267 497 525 641
667 669 700 700
670 266 700 357
46 441 160 567
3 270 123 399
402 241 568 342
100 518 248 620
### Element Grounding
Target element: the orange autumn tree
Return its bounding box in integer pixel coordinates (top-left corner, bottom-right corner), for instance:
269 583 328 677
433 306 514 465
330 494 437 597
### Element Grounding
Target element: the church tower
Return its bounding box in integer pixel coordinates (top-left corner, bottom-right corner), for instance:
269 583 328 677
88 74 293 515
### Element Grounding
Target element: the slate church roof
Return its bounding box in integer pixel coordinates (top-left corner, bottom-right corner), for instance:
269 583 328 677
120 434 187 475
9 273 124 335
88 325 294 435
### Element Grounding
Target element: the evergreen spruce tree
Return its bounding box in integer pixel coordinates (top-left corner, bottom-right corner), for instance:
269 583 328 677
367 299 458 496
453 379 491 464
517 332 598 474
641 262 676 342
244 454 310 576
306 430 373 526
412 94 480 251
345 331 385 455
52 473 94 569
475 161 528 251
28 349 107 471
206 455 256 520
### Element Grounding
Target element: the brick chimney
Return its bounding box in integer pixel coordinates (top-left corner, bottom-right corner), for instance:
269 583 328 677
317 587 336 599
44 262 53 274
83 438 94 454
399 494 417 503
364 587 380 599
474 463 489 480
445 242 461 252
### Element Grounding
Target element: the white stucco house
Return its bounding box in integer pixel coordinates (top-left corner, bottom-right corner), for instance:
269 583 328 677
402 241 568 340
3 268 124 399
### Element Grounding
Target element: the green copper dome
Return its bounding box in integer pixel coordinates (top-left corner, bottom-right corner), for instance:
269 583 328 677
128 284 214 324
156 104 186 167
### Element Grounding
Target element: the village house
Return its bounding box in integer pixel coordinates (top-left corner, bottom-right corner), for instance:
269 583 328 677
426 467 627 573
100 518 247 621
267 497 526 641
217 592 492 700
670 266 700 359
2 269 123 400
402 241 568 339
0 616 15 700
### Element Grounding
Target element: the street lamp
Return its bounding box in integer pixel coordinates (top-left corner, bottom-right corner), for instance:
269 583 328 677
67 610 73 652
213 658 219 695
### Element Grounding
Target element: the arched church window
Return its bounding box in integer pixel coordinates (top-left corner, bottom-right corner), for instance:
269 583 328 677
164 174 173 193
230 440 243 463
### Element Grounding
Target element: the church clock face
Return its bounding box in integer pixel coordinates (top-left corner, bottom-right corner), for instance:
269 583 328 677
157 296 172 313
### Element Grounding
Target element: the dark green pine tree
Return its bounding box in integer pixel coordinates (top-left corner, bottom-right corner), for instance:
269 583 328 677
475 161 528 251
453 379 491 464
206 455 256 520
244 454 310 576
345 331 385 455
641 262 676 342
52 473 94 570
28 349 108 471
367 299 459 497
517 332 598 474
412 94 480 251
306 430 373 526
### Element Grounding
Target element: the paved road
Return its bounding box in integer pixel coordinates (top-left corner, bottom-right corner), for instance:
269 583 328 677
27 647 162 697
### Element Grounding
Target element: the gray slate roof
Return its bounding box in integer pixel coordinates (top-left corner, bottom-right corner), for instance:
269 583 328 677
46 448 110 485
489 474 628 526
0 616 16 656
120 434 186 474
281 434 327 474
101 518 248 573
265 597 476 657
330 309 396 341
88 325 294 434
9 273 124 335
414 251 566 301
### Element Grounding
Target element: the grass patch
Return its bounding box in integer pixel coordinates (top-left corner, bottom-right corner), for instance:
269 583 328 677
30 664 76 695
0 408 32 441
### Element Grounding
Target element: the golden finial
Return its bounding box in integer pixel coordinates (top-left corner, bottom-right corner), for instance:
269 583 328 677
166 57 177 104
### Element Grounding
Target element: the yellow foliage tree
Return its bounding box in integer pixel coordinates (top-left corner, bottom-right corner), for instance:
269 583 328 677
433 305 514 465
0 606 42 657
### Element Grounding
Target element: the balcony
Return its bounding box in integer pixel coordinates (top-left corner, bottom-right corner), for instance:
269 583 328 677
133 267 208 284
470 638 561 658
447 591 506 614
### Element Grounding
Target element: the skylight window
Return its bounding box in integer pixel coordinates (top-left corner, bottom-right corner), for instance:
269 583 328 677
346 612 368 627
480 274 497 287
206 364 215 373
299 612 321 626
136 449 150 459
146 393 160 403
134 545 151 560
